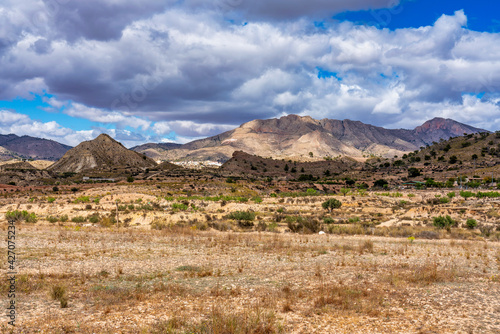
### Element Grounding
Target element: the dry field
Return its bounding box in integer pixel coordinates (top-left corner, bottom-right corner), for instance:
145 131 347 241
0 183 500 333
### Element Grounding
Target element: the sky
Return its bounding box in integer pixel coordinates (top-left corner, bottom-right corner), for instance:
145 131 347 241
1 0 500 147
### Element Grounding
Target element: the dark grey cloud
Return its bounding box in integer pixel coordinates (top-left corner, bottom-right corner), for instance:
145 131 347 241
31 38 53 54
187 0 401 21
39 0 170 42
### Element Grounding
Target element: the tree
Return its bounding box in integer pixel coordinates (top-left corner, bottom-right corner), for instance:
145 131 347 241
472 154 478 160
373 179 388 188
284 164 289 172
339 188 349 197
449 155 458 164
309 152 314 158
408 167 421 178
322 198 342 212
127 176 134 183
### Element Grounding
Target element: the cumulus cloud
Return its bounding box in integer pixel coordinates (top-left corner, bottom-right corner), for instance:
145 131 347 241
0 109 153 147
0 2 500 146
153 120 234 137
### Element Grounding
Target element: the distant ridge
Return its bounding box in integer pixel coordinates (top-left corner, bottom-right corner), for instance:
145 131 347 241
132 116 486 162
0 134 71 161
48 134 157 173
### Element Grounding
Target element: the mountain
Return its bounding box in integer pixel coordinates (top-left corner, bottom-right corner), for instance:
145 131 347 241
133 116 486 162
0 134 72 161
48 134 157 173
412 118 485 144
130 142 182 161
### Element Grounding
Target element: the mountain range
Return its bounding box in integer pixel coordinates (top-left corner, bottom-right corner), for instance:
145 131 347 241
0 116 486 164
132 116 485 162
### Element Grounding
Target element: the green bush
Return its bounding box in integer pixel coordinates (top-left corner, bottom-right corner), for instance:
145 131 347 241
47 197 56 203
252 196 263 203
322 198 342 212
323 217 335 224
87 214 100 224
46 216 58 223
460 191 474 199
466 218 477 229
5 210 37 223
433 215 457 229
439 197 450 204
172 203 188 211
71 216 86 223
227 211 256 221
447 192 455 199
73 196 90 203
59 215 68 222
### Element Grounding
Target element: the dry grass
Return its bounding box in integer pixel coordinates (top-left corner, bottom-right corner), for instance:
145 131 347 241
1 184 500 333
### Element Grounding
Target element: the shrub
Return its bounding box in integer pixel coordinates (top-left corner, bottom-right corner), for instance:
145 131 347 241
172 203 189 211
373 179 388 188
5 210 37 223
87 214 100 224
286 216 320 233
252 196 263 203
460 191 474 199
439 197 450 204
408 167 421 178
127 176 134 183
322 198 342 212
59 215 68 222
433 215 457 229
306 188 317 195
46 216 59 223
50 285 68 308
466 218 477 229
323 217 335 224
227 211 255 221
447 192 455 199
71 216 86 223
73 196 90 203
47 197 56 203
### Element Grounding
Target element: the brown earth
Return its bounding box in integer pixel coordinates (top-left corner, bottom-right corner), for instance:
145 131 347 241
0 182 499 333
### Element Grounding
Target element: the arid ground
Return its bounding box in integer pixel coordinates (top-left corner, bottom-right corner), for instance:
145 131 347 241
1 182 499 333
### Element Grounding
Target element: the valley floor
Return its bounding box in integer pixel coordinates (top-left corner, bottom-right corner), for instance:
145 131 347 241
0 184 499 333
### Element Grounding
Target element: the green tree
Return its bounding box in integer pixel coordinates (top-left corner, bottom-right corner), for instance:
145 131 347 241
322 198 342 212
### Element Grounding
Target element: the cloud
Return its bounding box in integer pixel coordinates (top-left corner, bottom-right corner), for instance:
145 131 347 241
153 120 234 137
186 0 401 21
0 109 152 147
62 101 151 130
0 3 500 141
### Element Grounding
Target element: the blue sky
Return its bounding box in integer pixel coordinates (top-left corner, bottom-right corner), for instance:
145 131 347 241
0 0 500 147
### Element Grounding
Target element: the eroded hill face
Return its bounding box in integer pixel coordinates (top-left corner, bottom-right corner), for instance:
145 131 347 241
48 134 157 173
133 116 485 163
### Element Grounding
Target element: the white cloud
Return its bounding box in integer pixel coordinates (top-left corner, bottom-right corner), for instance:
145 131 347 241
153 120 234 137
0 4 499 136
